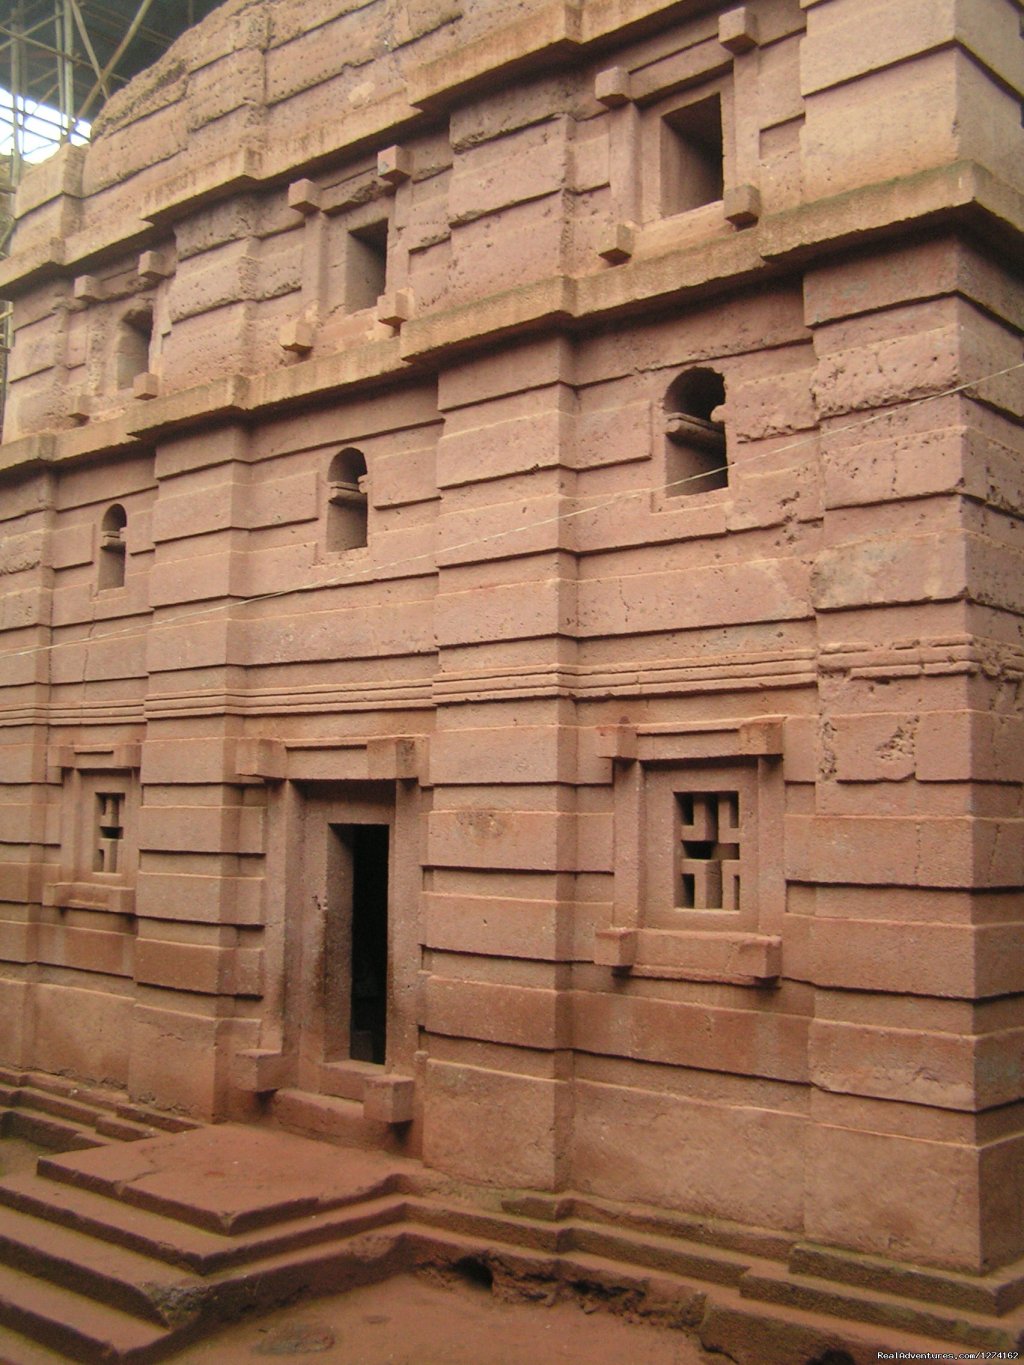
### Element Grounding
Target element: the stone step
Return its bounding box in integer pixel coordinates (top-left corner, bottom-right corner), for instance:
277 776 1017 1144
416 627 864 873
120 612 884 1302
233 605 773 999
114 1103 200 1134
20 1090 118 1128
0 1261 170 1364
269 1089 408 1154
2 1109 107 1154
0 1170 409 1275
740 1265 1024 1352
0 1074 197 1152
94 1116 160 1143
789 1241 1024 1317
33 1150 329 1236
0 1203 195 1326
571 1220 762 1288
554 1192 793 1264
410 1197 772 1287
408 1199 566 1254
0 1171 229 1269
19 1073 128 1112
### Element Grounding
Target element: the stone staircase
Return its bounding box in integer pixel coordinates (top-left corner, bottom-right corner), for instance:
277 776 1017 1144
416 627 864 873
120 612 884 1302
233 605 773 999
0 1124 417 1362
0 1097 1023 1362
0 1067 200 1154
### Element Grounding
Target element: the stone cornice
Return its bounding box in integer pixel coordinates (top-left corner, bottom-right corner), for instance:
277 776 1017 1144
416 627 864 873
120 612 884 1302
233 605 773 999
1 161 1020 479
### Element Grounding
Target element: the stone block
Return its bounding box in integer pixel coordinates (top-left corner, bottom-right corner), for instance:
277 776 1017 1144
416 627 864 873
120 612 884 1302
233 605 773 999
73 274 105 304
724 183 761 227
719 7 759 53
279 318 315 353
593 926 637 968
574 991 806 1083
805 1122 988 1272
423 1060 570 1189
424 976 567 1050
362 1073 415 1123
128 1006 229 1118
377 145 412 184
423 892 563 960
448 120 567 224
376 289 413 327
32 982 131 1086
138 250 175 283
594 67 632 107
597 221 636 264
573 1079 806 1232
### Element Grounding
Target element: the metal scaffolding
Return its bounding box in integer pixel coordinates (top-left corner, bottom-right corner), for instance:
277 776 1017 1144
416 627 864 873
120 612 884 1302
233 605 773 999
0 0 221 430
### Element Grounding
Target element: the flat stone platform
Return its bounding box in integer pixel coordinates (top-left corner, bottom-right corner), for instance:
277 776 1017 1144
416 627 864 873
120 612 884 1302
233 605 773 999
37 1124 416 1234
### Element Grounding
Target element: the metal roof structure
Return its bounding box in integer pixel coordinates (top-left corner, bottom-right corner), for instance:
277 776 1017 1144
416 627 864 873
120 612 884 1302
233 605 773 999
2 0 222 177
1 0 221 427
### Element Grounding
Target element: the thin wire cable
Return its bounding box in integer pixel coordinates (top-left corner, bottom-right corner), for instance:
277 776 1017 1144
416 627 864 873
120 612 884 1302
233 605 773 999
3 356 1023 665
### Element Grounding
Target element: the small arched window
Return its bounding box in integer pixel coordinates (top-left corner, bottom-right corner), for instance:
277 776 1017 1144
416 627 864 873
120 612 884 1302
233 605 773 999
98 504 127 590
326 448 369 551
664 368 727 495
114 306 153 390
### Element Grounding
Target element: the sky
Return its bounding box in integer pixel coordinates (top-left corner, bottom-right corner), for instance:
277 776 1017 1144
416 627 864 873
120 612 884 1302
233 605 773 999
0 85 90 165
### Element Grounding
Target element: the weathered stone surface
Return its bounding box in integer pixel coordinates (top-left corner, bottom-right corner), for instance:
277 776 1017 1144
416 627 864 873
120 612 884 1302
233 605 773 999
0 0 1023 1351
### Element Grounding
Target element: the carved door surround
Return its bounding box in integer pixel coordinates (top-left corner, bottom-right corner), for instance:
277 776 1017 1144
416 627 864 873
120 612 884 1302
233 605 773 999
233 734 427 1124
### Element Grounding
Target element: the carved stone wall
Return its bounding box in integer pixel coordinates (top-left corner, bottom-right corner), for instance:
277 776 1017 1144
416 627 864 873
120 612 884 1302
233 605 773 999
1 0 1023 1287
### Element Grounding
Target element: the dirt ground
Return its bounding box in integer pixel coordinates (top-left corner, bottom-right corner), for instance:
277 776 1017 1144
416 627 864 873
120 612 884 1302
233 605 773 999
171 1272 711 1364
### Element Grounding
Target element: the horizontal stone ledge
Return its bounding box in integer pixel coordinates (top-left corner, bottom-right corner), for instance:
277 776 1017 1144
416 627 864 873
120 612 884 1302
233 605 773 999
762 160 1024 267
3 173 1019 477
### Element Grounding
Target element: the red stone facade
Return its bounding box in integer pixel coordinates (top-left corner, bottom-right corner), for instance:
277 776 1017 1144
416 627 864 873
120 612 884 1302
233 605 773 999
1 0 1023 1295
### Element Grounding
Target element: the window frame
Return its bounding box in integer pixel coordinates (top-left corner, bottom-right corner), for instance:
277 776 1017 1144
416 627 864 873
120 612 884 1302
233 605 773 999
596 718 785 984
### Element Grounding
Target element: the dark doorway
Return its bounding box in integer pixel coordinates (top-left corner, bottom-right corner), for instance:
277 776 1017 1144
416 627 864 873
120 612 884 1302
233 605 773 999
340 823 389 1065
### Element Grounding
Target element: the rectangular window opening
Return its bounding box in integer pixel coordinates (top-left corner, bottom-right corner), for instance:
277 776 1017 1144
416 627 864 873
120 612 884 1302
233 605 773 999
346 220 389 312
94 792 124 873
661 94 724 216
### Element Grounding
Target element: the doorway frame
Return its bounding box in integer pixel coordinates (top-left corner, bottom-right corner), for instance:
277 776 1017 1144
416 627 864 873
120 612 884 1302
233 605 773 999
239 736 427 1101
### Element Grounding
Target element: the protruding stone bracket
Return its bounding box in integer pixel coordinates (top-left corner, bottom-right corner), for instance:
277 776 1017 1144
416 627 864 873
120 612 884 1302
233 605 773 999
594 926 637 970
234 739 288 781
137 250 175 284
132 372 160 400
595 726 637 761
234 1049 291 1094
363 1073 415 1124
377 145 412 185
288 178 323 215
279 318 315 354
598 222 636 265
73 274 105 305
68 390 92 424
595 66 633 107
719 6 760 53
724 183 761 228
367 736 426 782
376 290 414 329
